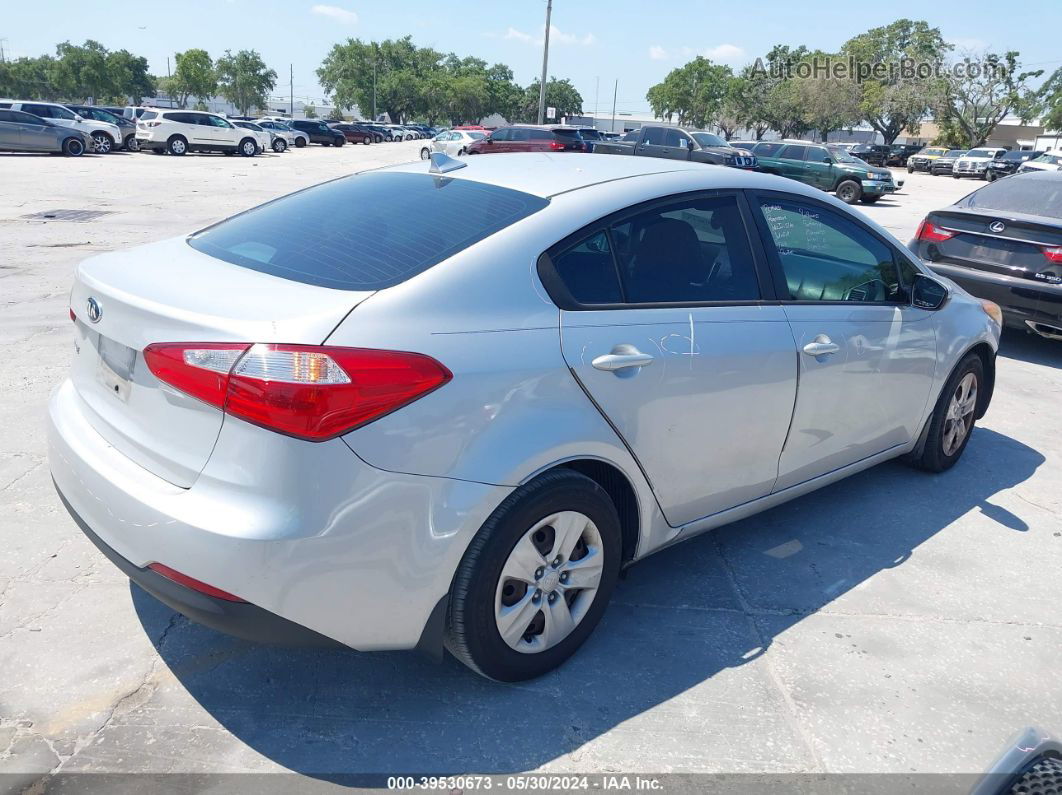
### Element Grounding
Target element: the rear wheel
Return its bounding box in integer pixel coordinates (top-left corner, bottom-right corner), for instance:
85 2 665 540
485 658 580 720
321 141 331 147
836 179 862 204
62 137 85 157
446 470 621 681
909 353 984 473
295 137 306 148
167 136 187 156
363 136 371 145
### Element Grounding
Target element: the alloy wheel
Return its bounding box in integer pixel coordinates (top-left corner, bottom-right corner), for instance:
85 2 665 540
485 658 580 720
943 372 977 456
494 511 604 654
92 133 112 154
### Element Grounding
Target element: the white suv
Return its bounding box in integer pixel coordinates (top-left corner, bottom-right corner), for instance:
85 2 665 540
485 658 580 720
136 109 260 157
0 100 122 153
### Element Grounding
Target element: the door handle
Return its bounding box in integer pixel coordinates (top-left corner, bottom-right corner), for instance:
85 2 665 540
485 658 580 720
802 335 840 357
592 347 654 372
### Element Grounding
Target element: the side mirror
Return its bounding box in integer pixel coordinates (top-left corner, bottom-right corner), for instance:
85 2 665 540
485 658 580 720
822 156 832 163
911 273 949 310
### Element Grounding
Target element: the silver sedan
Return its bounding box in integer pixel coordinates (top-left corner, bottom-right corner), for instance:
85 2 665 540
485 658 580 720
49 154 1000 681
420 130 486 159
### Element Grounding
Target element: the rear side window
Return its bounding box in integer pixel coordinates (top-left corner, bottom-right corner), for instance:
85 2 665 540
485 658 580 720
644 127 667 146
779 144 807 160
550 231 623 305
966 176 1062 220
754 142 783 157
188 172 549 290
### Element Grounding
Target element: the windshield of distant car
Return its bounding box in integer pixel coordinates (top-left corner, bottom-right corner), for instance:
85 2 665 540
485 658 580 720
188 172 550 290
691 132 728 148
923 147 947 156
1032 153 1061 164
945 150 967 158
965 149 995 158
468 132 486 140
966 175 1062 219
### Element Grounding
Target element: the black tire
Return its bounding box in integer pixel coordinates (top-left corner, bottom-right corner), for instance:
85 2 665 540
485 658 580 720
420 147 431 160
985 170 996 181
321 141 331 147
238 137 257 157
836 179 862 204
952 173 960 179
446 469 622 681
91 131 114 154
124 135 139 152
909 353 984 473
62 137 85 157
295 137 306 148
907 165 914 173
363 136 371 145
334 138 345 147
272 138 287 153
167 136 188 156
860 196 881 204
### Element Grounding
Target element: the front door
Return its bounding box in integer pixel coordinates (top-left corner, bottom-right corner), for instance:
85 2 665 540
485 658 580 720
750 194 937 490
552 192 798 526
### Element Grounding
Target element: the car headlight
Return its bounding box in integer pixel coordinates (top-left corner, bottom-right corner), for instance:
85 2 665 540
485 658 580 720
981 300 1003 327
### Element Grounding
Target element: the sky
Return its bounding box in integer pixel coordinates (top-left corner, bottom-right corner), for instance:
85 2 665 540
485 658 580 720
3 1 1061 116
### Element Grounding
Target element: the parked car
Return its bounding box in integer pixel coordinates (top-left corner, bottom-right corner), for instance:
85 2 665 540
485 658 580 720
887 143 923 166
910 170 1062 340
599 131 621 141
256 118 309 148
389 125 418 141
65 105 138 152
51 154 999 682
135 110 260 156
330 123 375 145
1017 152 1062 174
0 100 122 154
930 149 968 176
362 123 394 142
232 121 277 153
751 141 900 203
0 108 92 156
290 119 345 146
985 150 1043 181
568 126 603 152
253 119 298 150
467 125 585 154
419 129 487 160
908 146 953 173
848 144 891 166
592 125 756 169
954 147 1009 179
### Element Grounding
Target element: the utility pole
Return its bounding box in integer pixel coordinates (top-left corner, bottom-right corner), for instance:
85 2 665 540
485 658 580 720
610 79 618 133
290 64 294 117
372 53 377 120
536 0 553 124
0 39 7 64
166 57 171 79
594 76 599 120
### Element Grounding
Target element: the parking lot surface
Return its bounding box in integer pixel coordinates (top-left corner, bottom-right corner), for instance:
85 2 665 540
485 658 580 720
1 148 1060 785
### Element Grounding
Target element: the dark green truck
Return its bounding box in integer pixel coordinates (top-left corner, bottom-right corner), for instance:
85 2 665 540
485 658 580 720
735 140 902 205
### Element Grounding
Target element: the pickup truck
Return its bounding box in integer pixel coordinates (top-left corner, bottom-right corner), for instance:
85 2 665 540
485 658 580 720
593 125 757 169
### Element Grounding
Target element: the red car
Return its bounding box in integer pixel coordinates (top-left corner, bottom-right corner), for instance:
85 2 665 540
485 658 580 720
466 125 586 154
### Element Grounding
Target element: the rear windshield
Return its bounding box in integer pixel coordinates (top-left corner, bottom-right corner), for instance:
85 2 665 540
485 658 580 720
965 175 1062 220
188 172 549 290
140 110 157 121
552 129 582 139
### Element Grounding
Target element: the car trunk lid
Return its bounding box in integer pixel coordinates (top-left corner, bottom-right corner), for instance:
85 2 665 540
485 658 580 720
924 210 1062 284
69 236 372 487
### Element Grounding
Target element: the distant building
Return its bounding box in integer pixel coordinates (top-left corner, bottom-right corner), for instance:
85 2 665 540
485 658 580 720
898 119 1046 151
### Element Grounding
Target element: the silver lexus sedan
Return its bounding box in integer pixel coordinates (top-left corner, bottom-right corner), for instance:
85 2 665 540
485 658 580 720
49 153 1002 681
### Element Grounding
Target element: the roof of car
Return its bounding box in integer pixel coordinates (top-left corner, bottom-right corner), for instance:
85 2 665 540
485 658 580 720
381 151 791 199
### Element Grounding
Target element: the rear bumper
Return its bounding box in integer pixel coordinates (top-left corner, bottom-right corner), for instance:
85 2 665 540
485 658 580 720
48 378 511 650
921 259 1062 332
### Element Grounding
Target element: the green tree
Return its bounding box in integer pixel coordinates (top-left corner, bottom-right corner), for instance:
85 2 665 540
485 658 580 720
645 56 731 129
726 66 772 139
216 49 277 116
517 78 583 123
0 56 58 100
793 53 863 141
304 103 317 119
756 44 812 139
934 50 1042 147
51 40 110 101
172 48 216 109
1036 66 1062 132
842 19 951 144
105 49 154 103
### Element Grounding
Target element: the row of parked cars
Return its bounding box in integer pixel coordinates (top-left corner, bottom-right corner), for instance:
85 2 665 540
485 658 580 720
907 146 1062 179
0 98 444 158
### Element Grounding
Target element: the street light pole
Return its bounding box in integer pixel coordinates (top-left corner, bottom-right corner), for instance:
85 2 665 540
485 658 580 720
373 55 377 120
536 0 552 125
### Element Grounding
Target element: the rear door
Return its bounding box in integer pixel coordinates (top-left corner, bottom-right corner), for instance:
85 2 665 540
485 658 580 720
553 191 797 526
776 144 808 182
803 145 834 190
637 127 679 159
750 193 937 490
12 110 52 150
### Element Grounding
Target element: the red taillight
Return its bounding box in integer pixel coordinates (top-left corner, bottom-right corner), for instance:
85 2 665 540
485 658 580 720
143 342 451 441
148 563 246 602
69 308 76 322
915 218 957 242
549 139 566 151
1043 246 1062 263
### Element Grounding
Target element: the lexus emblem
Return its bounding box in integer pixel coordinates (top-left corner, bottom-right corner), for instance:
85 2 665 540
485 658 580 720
86 297 102 324
989 220 1006 233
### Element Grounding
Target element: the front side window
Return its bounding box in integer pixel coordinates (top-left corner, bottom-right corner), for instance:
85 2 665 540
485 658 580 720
757 199 905 303
805 146 830 162
490 128 509 142
609 195 760 304
664 129 689 148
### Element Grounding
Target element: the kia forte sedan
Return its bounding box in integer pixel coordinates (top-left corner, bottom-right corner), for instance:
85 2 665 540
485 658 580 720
50 154 1001 681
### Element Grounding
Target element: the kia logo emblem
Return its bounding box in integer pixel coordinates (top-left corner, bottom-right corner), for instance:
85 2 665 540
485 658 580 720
989 221 1006 233
86 297 102 324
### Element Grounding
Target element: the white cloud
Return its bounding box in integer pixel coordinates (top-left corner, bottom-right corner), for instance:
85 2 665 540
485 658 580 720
703 43 744 62
311 4 358 24
649 45 668 60
502 24 595 46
